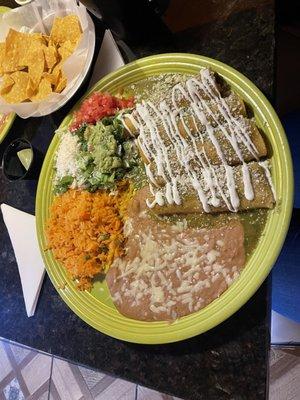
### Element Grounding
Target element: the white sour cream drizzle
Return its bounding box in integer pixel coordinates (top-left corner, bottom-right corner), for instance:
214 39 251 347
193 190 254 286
122 69 274 212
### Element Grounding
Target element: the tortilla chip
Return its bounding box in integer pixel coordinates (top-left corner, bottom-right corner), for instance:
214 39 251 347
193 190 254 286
62 39 77 53
2 29 29 72
54 72 67 93
30 78 52 101
0 74 14 95
44 44 58 70
0 42 5 58
0 42 6 75
42 34 49 44
27 47 45 88
1 71 29 103
26 78 36 98
0 15 78 103
3 29 45 72
51 62 62 80
48 38 56 48
58 43 72 62
0 42 5 56
30 32 44 44
50 14 82 46
42 71 57 86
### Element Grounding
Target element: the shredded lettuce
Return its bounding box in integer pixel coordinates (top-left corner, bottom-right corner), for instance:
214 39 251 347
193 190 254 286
54 175 74 194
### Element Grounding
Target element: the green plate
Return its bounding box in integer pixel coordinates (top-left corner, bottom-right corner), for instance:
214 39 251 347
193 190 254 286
0 6 16 144
0 112 16 144
36 53 293 344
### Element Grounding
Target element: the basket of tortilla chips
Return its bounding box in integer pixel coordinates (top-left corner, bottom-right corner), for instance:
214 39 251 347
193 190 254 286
0 0 95 118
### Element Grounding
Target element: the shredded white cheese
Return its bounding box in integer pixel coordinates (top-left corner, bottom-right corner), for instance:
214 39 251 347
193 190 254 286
112 221 243 318
55 130 80 182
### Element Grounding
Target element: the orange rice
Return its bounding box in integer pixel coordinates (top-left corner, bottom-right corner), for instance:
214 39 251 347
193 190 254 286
46 182 133 290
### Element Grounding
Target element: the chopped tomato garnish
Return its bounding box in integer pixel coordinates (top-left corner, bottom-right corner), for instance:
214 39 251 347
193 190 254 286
70 92 134 131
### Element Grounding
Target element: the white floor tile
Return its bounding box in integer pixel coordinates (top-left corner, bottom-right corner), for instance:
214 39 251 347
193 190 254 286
0 341 12 382
51 358 84 400
21 353 52 395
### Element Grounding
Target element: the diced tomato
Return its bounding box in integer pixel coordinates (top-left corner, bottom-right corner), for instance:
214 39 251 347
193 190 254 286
70 92 134 131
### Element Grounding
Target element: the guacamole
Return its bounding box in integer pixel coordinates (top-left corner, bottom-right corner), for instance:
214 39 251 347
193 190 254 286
54 116 140 194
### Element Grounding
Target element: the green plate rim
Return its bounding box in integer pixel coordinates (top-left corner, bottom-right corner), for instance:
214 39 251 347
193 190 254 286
0 6 16 144
0 6 11 13
0 112 16 144
36 53 293 344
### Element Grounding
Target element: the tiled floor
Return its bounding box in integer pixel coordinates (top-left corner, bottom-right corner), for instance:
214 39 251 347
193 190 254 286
0 340 51 399
269 347 300 400
1 338 299 400
0 339 182 400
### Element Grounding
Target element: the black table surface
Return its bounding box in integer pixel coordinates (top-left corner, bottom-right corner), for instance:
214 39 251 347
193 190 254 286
0 1 274 399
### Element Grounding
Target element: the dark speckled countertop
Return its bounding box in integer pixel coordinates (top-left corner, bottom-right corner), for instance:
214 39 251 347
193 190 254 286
0 1 274 399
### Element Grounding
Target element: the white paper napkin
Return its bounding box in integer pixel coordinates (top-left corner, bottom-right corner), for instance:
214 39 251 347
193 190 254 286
1 204 45 317
88 29 125 89
271 310 300 344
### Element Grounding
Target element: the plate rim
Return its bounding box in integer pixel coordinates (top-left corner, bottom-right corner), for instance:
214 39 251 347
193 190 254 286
0 112 16 144
36 53 294 344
